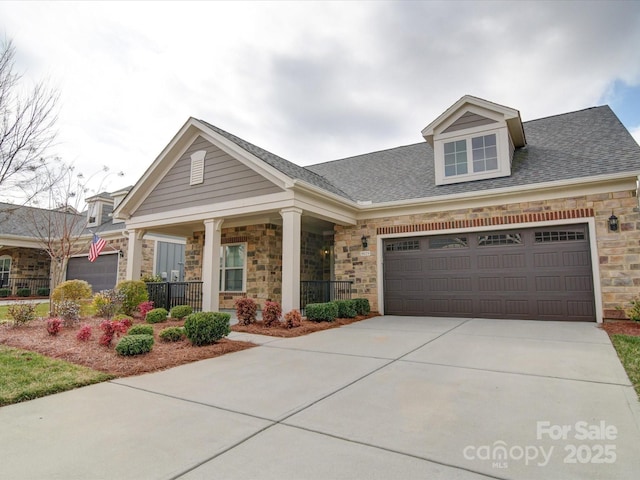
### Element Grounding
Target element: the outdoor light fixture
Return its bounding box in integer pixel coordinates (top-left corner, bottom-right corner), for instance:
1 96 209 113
361 235 368 249
608 213 619 232
118 249 124 258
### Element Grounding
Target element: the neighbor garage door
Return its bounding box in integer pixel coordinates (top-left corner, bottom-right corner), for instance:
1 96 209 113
383 225 595 321
66 254 118 293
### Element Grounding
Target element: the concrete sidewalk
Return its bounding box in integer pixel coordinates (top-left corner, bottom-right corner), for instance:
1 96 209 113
1 316 639 479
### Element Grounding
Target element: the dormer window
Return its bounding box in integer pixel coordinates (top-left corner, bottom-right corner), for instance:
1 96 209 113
422 95 526 186
87 202 101 227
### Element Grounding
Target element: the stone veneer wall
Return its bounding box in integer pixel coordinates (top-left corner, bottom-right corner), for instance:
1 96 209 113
301 231 325 281
333 190 640 318
184 224 284 310
104 236 155 284
2 247 50 277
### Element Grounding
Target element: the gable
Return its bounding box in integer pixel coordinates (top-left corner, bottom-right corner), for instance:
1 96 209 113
134 135 284 216
442 111 498 134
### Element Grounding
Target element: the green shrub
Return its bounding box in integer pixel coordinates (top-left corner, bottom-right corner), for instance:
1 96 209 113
334 300 357 318
627 299 640 322
52 280 92 304
169 305 193 320
159 326 186 342
353 298 371 316
305 302 338 322
0 288 10 298
36 288 50 296
113 314 134 322
127 324 154 336
115 280 149 316
115 334 154 356
16 288 31 297
184 312 230 346
92 289 124 319
146 308 169 324
7 303 37 326
140 274 163 283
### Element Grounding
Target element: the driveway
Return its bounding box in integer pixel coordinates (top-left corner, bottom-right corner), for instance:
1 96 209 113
1 316 639 479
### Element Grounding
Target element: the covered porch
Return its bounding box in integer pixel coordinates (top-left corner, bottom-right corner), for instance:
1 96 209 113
125 207 352 313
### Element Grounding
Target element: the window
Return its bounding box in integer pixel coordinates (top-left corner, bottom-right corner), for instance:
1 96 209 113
429 237 468 249
0 256 11 287
385 240 420 252
444 140 468 177
444 133 498 178
534 231 585 243
472 134 497 172
220 243 246 292
87 202 100 226
477 233 522 246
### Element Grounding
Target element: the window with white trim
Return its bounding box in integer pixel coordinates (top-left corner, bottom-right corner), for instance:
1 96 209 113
219 243 246 292
0 255 11 287
87 202 101 227
444 133 498 178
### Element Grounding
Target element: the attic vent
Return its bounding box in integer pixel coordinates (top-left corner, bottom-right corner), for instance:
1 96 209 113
190 150 206 185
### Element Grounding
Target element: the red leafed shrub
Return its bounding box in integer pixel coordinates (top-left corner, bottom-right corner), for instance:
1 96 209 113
137 301 154 319
262 301 282 327
99 320 129 347
235 297 257 326
283 309 302 329
46 318 63 336
76 324 93 342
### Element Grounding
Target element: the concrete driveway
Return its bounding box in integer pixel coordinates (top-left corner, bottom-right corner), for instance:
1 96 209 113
1 316 639 479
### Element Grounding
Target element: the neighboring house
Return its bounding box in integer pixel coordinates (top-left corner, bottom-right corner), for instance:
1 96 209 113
109 95 638 323
0 189 185 294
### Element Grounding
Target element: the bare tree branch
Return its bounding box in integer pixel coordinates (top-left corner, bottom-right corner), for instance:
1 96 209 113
0 39 59 200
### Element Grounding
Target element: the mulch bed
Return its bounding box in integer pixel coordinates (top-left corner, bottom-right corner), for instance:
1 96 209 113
600 320 640 337
0 313 378 377
0 317 254 377
231 313 378 337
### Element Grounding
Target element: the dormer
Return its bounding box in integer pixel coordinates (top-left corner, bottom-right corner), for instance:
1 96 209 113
85 192 114 227
422 96 526 186
109 187 131 224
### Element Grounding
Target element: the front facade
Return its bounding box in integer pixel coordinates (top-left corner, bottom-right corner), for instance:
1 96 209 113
115 96 640 322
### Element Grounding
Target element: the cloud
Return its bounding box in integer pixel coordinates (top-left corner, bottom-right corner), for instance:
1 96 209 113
1 0 639 197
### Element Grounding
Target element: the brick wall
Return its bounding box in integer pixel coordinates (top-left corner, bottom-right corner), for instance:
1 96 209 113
334 190 640 318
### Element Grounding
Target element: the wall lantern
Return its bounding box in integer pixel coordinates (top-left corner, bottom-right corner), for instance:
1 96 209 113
608 213 619 232
361 235 369 249
118 249 124 258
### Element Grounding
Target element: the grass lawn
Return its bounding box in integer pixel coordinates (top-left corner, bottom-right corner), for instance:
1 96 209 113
0 345 113 406
611 334 640 397
0 302 50 320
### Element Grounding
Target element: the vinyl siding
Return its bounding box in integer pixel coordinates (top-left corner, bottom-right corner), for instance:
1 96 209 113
135 136 284 216
443 111 497 133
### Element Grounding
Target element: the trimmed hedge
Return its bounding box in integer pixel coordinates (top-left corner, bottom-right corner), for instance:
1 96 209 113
334 299 357 318
184 312 230 346
353 298 371 316
146 308 169 324
16 288 31 297
37 288 50 297
305 302 338 322
115 334 154 356
52 279 92 303
0 288 10 298
169 305 193 320
159 326 186 342
127 324 154 336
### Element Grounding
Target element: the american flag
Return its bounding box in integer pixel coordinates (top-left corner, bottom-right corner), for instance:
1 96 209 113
88 234 106 262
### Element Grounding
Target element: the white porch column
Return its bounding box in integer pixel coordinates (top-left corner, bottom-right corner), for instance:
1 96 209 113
202 219 223 312
125 229 144 280
280 207 302 313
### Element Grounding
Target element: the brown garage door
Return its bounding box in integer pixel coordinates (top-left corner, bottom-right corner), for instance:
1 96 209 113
66 254 118 293
383 225 595 321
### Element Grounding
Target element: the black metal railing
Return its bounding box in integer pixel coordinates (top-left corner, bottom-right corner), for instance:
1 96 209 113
145 282 203 312
0 276 51 296
300 280 353 309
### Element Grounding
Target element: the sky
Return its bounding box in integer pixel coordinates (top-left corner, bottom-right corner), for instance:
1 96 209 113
1 0 639 203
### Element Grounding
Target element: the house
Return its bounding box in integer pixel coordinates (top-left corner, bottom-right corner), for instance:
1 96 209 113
0 189 185 295
114 95 636 322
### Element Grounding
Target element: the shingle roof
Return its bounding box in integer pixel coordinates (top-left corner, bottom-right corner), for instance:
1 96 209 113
305 106 640 203
199 120 353 200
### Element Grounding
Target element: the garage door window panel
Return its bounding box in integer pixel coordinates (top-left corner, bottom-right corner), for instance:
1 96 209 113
477 233 522 246
429 237 468 249
534 231 585 243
